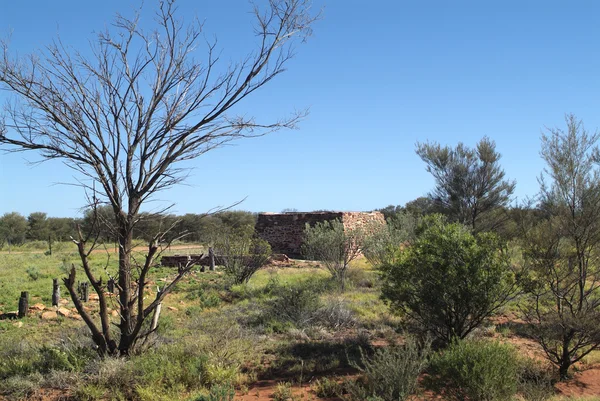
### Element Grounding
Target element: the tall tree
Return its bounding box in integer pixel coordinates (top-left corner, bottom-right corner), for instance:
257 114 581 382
26 212 49 241
416 137 515 232
520 114 600 379
0 212 28 250
0 0 316 356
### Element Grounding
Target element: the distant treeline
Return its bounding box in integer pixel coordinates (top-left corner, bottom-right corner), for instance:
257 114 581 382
0 207 257 247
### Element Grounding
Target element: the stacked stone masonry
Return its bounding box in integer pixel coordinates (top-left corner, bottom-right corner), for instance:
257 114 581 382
255 211 385 258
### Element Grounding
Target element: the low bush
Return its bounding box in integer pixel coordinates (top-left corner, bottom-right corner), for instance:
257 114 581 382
265 281 323 328
193 384 236 401
427 339 519 401
312 376 343 398
344 336 431 401
272 382 295 401
215 235 271 285
518 358 555 401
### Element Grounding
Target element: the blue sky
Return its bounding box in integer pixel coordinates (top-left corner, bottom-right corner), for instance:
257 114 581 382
1 1 600 217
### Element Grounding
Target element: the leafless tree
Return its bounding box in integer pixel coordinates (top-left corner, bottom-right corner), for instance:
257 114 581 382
0 0 317 356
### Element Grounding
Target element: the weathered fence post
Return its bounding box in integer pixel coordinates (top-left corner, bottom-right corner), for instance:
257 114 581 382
81 282 89 302
150 287 162 332
18 291 29 318
209 247 215 272
107 278 115 293
52 278 60 306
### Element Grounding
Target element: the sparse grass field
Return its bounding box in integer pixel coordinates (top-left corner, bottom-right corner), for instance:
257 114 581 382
1 244 600 400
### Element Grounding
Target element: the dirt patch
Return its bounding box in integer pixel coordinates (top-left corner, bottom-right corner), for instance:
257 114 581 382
556 365 600 396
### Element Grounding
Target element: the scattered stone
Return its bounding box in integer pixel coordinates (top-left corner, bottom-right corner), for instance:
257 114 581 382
30 303 45 311
59 299 69 305
167 306 178 311
89 293 99 301
70 314 82 321
12 321 23 328
111 310 118 317
41 311 58 320
57 307 71 317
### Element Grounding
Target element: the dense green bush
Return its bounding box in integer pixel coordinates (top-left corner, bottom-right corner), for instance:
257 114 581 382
344 336 431 401
380 215 517 345
427 339 519 401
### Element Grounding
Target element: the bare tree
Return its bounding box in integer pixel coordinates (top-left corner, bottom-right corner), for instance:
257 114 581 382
520 115 600 379
0 0 316 356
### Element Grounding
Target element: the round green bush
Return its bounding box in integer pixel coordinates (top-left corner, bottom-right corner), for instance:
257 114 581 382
428 339 519 401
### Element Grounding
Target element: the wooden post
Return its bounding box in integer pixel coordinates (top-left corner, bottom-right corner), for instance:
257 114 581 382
209 247 215 272
81 282 89 302
52 278 60 306
18 291 29 318
107 278 115 293
150 288 162 332
47 235 53 256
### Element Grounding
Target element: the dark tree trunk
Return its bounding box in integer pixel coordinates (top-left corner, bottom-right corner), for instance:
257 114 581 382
117 224 134 356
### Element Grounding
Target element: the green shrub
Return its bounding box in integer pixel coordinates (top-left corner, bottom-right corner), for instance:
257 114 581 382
517 358 555 401
193 384 236 401
428 339 519 401
215 235 271 284
0 342 39 379
312 376 343 398
266 281 322 328
26 266 47 281
303 219 365 290
272 382 295 401
380 215 517 346
345 336 430 401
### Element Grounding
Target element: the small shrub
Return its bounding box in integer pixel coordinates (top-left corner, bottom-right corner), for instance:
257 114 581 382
518 358 555 401
312 376 343 398
193 384 236 401
215 235 271 284
272 382 295 401
26 266 46 281
303 219 365 291
266 282 322 328
0 342 39 379
1 373 43 399
345 336 431 401
428 339 519 401
315 297 356 330
346 267 376 289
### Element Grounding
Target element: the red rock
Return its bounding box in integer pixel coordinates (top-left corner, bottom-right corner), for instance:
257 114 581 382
41 311 58 320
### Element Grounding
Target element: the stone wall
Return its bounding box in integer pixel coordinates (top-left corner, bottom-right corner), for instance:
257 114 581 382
255 211 385 258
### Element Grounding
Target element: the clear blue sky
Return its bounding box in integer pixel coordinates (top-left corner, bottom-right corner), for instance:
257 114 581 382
1 0 600 218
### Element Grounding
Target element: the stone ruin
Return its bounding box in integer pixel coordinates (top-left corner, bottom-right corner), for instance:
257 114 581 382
255 211 385 258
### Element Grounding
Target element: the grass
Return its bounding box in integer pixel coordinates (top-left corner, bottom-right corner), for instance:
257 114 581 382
8 246 590 401
0 245 398 400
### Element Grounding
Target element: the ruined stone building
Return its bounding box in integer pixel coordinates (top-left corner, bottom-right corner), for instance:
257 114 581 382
255 211 385 258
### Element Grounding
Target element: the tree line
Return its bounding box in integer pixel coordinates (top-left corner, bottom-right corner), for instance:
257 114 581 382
0 209 257 248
